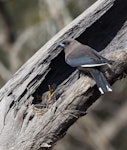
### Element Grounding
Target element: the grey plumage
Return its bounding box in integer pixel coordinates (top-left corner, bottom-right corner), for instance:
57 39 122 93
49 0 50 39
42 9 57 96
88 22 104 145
59 39 112 94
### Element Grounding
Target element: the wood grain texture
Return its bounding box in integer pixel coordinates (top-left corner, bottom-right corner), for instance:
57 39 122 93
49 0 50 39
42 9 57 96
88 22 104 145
0 0 127 149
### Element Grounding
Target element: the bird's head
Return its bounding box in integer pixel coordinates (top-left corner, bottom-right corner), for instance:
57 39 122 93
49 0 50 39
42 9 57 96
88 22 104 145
58 39 74 48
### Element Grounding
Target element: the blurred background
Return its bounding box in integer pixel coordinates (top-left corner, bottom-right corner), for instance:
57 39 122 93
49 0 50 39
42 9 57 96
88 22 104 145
0 0 127 150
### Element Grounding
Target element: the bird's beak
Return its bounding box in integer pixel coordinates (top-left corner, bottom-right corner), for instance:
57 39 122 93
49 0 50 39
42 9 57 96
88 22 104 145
58 43 65 48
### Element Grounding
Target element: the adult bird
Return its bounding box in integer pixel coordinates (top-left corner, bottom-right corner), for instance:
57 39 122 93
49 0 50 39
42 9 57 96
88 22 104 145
59 39 112 94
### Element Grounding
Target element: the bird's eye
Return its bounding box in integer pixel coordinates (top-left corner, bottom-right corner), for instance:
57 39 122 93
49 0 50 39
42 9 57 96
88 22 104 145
59 40 71 48
63 41 69 45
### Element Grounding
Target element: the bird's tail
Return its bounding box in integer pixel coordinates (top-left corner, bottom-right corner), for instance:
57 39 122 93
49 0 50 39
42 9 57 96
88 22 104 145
90 68 112 94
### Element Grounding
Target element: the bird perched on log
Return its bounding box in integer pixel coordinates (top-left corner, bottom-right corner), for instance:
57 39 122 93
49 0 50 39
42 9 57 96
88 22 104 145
59 39 112 94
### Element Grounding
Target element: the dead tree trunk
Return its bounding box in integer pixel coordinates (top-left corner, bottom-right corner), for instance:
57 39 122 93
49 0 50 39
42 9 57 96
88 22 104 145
0 0 127 149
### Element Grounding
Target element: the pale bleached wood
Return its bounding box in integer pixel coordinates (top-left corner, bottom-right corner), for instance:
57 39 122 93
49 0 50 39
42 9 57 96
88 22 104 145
0 0 127 149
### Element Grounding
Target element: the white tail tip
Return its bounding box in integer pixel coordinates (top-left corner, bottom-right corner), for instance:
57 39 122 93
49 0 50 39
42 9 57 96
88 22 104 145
99 87 104 94
106 85 112 92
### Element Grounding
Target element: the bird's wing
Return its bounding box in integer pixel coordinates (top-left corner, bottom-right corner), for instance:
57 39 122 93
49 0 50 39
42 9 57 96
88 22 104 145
91 49 113 64
65 56 107 67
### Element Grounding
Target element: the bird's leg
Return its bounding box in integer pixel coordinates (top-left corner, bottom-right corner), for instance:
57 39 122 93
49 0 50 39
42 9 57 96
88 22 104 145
77 70 84 79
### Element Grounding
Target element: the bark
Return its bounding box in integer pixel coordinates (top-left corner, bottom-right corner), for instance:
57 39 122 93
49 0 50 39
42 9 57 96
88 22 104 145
0 0 127 149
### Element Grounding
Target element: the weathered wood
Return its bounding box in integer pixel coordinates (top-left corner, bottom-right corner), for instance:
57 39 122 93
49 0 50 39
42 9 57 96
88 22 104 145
0 0 127 149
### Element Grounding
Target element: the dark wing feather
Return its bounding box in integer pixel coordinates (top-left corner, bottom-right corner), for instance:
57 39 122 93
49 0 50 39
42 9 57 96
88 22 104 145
65 43 109 67
65 56 106 67
91 49 113 64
